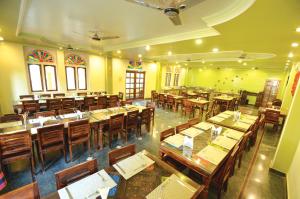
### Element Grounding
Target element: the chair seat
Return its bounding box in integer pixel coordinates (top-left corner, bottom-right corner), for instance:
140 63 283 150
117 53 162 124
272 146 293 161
2 151 32 164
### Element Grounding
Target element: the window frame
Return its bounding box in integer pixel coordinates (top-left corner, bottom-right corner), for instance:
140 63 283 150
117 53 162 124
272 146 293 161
65 66 77 91
173 73 180 86
77 67 87 90
44 65 58 91
165 72 172 87
27 64 44 92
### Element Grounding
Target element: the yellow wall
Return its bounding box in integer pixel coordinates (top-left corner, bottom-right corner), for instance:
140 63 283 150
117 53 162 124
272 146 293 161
0 42 106 114
160 65 188 89
287 139 300 199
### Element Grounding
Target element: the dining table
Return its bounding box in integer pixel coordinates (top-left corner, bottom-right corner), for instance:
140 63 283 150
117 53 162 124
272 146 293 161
207 111 258 132
213 95 235 110
258 106 288 127
187 99 210 118
43 150 204 199
159 122 245 199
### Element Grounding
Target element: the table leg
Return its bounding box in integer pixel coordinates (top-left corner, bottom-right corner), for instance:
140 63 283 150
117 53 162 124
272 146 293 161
97 123 104 150
202 176 211 199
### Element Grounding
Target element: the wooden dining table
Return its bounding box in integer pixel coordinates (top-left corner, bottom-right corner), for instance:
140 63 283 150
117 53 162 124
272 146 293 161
207 111 258 132
43 150 204 199
213 95 235 110
187 99 210 118
159 123 244 199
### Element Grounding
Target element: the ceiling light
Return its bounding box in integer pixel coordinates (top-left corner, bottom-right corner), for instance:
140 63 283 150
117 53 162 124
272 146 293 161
291 42 299 47
296 27 300 32
0 36 4 41
59 47 63 50
168 51 172 56
201 60 205 64
145 45 151 51
117 50 121 54
212 48 219 53
184 63 187 66
287 60 291 62
138 54 142 58
195 39 203 45
288 52 294 58
238 59 243 63
243 62 247 66
175 61 179 64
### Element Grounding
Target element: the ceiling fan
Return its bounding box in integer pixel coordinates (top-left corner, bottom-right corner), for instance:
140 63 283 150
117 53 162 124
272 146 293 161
126 0 204 25
89 31 120 41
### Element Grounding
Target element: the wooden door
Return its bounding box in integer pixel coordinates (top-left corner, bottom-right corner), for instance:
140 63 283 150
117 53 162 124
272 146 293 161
125 71 145 100
262 79 280 107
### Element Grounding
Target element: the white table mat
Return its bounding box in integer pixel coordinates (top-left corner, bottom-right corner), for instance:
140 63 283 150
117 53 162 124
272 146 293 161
197 145 228 165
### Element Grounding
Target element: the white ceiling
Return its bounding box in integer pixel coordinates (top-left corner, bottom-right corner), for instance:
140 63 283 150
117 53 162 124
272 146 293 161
17 0 255 52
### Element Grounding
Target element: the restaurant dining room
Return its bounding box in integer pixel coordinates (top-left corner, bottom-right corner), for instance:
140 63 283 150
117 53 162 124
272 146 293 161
0 0 300 199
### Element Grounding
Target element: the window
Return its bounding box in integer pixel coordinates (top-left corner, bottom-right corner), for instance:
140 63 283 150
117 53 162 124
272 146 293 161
125 71 145 99
28 64 43 92
173 73 179 86
66 66 76 90
44 65 57 91
165 72 171 87
77 67 87 90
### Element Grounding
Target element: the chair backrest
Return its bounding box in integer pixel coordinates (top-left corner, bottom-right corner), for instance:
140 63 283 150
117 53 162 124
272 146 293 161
118 92 124 100
77 92 87 96
265 109 280 122
39 94 51 99
84 97 95 108
34 110 56 118
68 119 90 141
20 95 34 100
158 94 165 101
0 114 22 123
238 131 252 153
89 105 100 111
272 99 282 107
109 113 124 131
167 95 175 103
55 159 98 189
58 108 75 115
47 99 61 111
22 100 40 113
97 96 107 109
160 128 175 141
188 117 201 126
182 99 193 111
108 95 119 107
53 93 65 98
126 110 139 127
0 130 32 159
108 144 136 166
0 182 40 199
176 123 190 133
62 98 75 109
37 124 65 149
141 108 151 124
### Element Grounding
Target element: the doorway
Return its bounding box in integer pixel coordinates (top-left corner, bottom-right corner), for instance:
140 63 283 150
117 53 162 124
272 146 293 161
262 79 280 107
125 70 145 100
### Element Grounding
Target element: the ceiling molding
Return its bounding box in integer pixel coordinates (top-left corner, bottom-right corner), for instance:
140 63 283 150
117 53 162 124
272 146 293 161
103 27 220 52
203 0 256 27
16 0 30 36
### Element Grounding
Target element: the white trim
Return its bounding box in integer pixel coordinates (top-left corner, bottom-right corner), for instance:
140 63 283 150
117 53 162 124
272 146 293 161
16 0 31 36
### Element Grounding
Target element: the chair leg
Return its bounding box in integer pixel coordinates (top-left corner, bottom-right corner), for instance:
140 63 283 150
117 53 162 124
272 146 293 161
40 152 45 172
238 153 243 168
62 148 67 163
30 156 35 181
87 140 91 156
69 145 73 162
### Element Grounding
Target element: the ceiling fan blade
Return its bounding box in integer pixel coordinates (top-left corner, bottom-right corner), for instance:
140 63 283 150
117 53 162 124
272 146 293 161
169 15 182 25
126 0 164 10
100 36 120 40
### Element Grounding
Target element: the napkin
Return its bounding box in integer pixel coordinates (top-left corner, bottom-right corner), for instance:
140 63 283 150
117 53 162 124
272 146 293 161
183 136 193 149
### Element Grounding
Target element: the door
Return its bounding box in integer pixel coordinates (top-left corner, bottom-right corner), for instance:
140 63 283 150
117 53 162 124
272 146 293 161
125 71 145 100
262 79 280 107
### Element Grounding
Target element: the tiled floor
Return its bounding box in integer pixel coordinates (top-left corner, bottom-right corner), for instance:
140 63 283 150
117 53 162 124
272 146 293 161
0 102 287 198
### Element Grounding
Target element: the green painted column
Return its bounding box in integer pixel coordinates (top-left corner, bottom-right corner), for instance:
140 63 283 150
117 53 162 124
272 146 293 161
271 68 300 173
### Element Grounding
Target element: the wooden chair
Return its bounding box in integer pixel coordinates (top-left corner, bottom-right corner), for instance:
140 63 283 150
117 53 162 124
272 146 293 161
138 107 151 136
121 100 133 106
67 119 90 162
84 97 95 110
53 93 65 98
97 96 107 109
89 105 100 111
146 101 155 122
118 92 124 101
22 100 40 114
125 110 139 137
272 99 282 107
39 94 51 99
108 95 119 107
175 123 190 133
0 130 35 181
34 110 56 118
181 99 194 118
0 182 40 199
188 117 201 127
55 159 98 189
37 124 66 171
158 94 166 108
61 98 75 109
151 91 158 103
20 95 34 100
105 113 126 148
46 99 61 112
0 114 22 123
77 92 87 96
211 144 239 199
235 131 252 169
58 108 75 115
166 95 175 110
160 128 175 141
263 109 280 130
108 144 135 166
